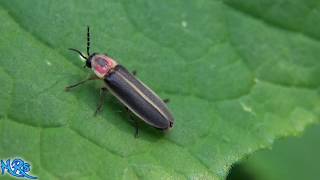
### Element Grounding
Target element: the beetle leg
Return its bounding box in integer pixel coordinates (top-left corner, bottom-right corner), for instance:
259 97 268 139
132 70 137 76
163 98 170 103
94 87 108 116
125 107 139 138
65 75 98 91
132 115 139 138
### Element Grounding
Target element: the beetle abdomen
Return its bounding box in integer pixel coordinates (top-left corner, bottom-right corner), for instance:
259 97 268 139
104 65 174 129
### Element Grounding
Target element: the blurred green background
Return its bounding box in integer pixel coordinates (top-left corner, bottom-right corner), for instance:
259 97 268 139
0 0 319 179
228 124 320 180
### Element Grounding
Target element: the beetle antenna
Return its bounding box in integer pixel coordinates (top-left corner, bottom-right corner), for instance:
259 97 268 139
68 48 88 61
87 26 90 56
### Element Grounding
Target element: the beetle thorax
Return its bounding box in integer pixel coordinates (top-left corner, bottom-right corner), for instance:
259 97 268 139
91 54 117 78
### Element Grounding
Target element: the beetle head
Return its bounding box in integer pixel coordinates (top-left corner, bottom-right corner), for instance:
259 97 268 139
68 48 117 78
69 27 117 78
89 54 117 78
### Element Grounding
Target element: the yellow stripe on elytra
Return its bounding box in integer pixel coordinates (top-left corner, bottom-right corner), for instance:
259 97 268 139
116 71 168 120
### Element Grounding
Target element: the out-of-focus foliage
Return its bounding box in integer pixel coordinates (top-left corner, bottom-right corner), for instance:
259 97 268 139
244 124 320 180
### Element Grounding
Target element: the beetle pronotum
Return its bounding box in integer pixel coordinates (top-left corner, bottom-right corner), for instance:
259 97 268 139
66 26 174 137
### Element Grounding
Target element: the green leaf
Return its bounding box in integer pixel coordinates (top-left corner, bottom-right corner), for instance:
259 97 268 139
0 0 319 179
243 124 320 180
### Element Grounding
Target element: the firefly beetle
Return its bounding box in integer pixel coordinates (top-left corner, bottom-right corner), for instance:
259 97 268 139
66 26 174 137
